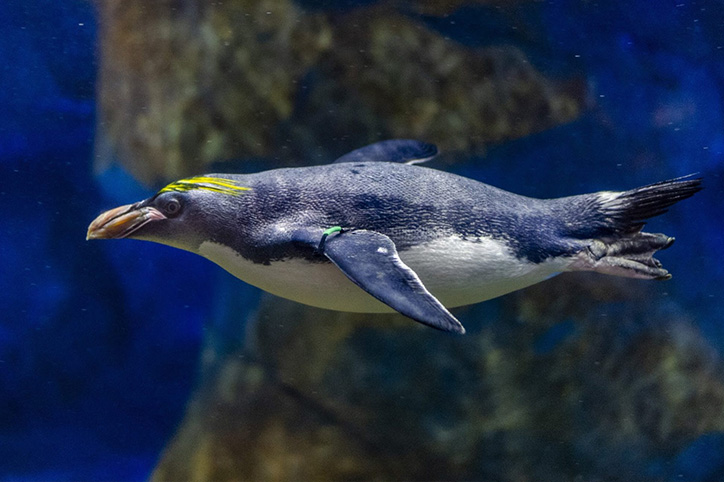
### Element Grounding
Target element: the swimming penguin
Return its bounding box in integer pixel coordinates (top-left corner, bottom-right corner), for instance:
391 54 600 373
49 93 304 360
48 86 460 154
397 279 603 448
87 140 701 334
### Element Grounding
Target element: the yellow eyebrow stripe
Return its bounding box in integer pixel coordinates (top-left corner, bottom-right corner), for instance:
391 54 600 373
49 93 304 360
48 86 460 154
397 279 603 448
159 176 251 196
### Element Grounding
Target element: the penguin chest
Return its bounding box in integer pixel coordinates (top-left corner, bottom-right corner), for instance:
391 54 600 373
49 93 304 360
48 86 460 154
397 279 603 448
198 240 392 312
197 236 571 313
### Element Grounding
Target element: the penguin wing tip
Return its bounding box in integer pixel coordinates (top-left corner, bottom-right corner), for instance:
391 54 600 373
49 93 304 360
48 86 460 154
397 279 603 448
423 315 466 335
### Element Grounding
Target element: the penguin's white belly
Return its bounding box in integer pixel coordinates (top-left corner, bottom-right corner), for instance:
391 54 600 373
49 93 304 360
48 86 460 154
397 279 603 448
198 236 572 313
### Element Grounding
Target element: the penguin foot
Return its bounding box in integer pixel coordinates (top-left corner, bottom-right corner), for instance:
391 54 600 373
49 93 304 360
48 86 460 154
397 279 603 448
573 232 675 280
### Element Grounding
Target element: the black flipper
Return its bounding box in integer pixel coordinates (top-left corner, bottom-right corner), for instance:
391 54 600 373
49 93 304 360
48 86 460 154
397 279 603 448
293 228 464 334
333 139 438 165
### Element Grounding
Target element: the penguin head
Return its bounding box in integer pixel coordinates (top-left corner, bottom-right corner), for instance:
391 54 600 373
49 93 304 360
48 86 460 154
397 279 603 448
87 176 250 253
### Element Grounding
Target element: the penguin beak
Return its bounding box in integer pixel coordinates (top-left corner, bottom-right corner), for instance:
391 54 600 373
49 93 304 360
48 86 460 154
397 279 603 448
87 203 166 240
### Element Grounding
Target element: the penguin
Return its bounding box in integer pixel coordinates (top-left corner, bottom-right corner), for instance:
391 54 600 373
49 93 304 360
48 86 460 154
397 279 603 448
87 140 702 334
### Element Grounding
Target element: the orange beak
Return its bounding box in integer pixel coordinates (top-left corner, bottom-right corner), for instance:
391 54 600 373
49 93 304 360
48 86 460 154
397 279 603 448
86 203 166 240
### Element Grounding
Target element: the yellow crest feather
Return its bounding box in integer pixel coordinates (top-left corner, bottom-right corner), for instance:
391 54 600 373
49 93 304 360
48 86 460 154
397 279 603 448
159 176 251 196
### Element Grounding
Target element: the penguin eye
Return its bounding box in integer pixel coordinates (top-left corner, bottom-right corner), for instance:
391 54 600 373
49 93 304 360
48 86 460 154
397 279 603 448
163 198 182 217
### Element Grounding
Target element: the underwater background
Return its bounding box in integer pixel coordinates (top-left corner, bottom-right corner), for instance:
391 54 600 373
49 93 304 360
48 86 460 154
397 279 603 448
2 0 724 480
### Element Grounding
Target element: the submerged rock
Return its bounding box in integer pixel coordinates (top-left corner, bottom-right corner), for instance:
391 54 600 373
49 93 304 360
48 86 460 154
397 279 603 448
94 1 583 184
94 0 332 185
295 9 582 158
152 275 724 481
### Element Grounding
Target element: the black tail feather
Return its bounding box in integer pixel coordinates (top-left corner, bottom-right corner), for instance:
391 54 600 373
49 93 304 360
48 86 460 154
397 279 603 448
600 175 703 234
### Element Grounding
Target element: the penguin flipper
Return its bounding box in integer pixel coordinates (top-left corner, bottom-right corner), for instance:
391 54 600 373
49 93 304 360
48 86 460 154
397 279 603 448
332 139 438 165
294 228 464 334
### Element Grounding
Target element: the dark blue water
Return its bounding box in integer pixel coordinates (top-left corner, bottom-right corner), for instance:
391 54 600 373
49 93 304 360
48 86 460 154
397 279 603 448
1 1 723 480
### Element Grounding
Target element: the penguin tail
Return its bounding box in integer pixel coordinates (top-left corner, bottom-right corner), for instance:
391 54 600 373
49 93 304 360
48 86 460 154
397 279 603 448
567 176 702 280
594 175 702 235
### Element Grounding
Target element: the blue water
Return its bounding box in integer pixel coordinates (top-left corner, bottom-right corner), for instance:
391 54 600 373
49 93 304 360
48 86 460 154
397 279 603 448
2 1 723 480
